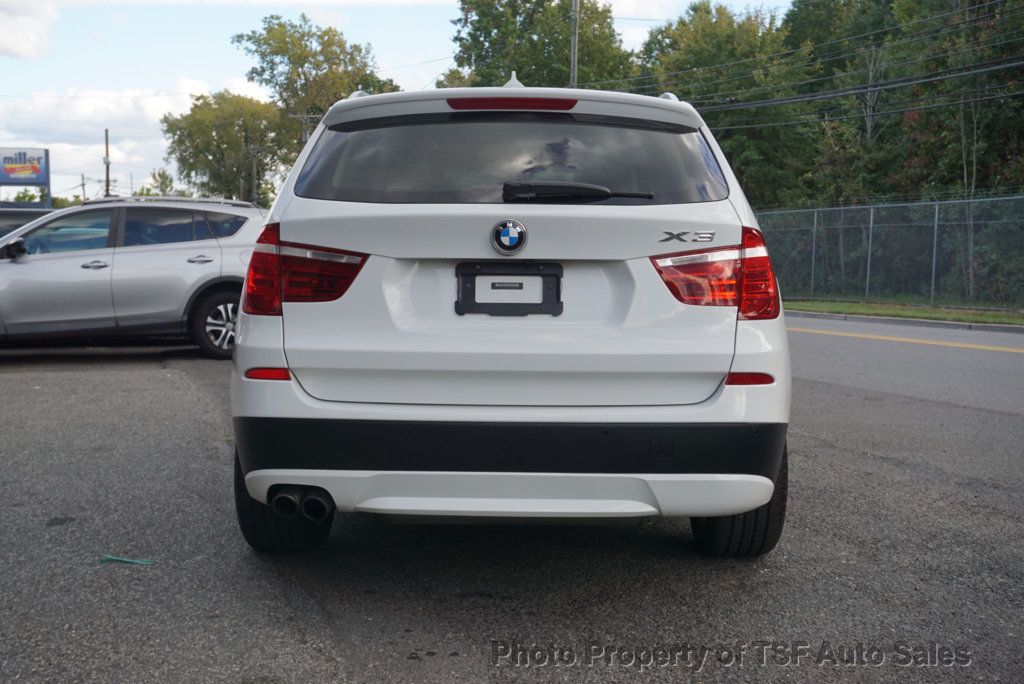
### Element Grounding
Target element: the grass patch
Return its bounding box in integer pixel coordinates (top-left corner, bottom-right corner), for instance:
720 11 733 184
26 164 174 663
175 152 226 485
784 300 1024 326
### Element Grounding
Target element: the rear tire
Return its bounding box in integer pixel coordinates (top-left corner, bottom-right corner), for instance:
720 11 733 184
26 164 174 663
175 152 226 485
192 290 240 359
233 454 334 553
690 446 788 557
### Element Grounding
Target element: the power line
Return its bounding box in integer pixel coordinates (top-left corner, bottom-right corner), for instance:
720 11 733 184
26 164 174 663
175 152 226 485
709 82 1018 127
377 55 452 72
682 27 1024 105
580 0 1011 88
710 89 1023 131
421 59 456 90
51 162 98 174
699 58 1024 112
613 0 1012 89
629 5 1024 96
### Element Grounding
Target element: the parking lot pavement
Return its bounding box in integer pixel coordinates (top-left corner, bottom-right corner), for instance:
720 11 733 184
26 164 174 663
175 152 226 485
1 323 1022 681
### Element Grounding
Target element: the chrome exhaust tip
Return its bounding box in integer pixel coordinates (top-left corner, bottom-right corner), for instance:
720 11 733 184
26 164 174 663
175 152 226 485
269 486 303 518
301 490 334 523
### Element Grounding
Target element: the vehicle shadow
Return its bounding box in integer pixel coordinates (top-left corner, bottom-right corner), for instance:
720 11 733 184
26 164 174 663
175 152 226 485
0 340 213 366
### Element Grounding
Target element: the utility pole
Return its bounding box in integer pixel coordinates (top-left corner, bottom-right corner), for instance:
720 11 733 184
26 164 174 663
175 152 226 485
103 129 111 197
289 113 320 143
245 145 264 205
80 174 86 203
569 0 580 88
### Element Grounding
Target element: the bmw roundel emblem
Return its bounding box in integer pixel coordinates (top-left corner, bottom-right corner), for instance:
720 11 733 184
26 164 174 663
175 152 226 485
492 219 527 255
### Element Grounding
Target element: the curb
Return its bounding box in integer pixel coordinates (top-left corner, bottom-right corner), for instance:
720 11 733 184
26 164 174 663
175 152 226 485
784 310 1024 335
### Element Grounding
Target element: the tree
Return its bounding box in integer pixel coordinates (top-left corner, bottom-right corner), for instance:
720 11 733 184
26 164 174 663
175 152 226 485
886 0 1024 300
232 14 399 156
450 0 635 88
51 196 79 209
642 2 818 208
152 168 178 196
133 168 180 197
12 188 41 203
436 68 477 89
161 91 280 205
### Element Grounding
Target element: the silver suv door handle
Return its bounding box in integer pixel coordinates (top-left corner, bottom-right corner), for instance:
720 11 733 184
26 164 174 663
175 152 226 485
187 255 214 264
81 260 109 269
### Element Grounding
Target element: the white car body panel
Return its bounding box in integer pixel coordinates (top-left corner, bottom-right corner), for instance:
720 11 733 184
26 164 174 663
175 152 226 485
244 470 774 517
233 87 791 521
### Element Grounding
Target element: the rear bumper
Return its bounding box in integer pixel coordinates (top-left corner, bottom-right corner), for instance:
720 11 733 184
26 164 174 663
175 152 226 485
244 470 776 518
235 419 787 517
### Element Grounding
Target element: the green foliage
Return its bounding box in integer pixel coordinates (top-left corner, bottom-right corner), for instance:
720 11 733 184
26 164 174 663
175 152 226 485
12 188 40 202
161 91 280 205
134 168 183 197
436 68 477 89
642 2 818 207
232 14 399 157
777 0 1023 207
50 196 80 209
451 0 635 87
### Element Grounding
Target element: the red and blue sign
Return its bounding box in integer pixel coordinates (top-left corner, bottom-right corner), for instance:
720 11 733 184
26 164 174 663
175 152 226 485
1 148 49 186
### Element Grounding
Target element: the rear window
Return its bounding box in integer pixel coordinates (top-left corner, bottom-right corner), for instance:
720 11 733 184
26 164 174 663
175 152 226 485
205 211 248 238
294 113 729 205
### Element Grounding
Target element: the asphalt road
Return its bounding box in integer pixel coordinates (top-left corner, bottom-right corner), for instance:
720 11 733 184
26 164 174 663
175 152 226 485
1 318 1022 681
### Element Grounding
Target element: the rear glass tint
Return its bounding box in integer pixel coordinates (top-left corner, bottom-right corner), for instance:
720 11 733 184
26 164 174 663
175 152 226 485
294 113 728 205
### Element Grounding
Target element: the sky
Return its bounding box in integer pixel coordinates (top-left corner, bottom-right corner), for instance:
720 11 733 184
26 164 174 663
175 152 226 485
0 0 790 201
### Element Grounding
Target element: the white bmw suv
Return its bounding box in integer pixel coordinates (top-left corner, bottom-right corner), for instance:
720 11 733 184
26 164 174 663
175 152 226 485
231 87 791 557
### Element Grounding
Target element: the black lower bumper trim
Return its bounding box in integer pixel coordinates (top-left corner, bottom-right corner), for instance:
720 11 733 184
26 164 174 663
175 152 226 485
234 419 787 482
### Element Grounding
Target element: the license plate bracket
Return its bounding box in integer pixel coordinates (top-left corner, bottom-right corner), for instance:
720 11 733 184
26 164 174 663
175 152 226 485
455 262 563 316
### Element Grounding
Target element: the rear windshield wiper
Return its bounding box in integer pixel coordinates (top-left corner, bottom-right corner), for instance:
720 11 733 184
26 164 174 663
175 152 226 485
503 181 654 203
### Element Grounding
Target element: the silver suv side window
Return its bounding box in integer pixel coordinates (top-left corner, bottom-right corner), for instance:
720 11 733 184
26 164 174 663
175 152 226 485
23 210 113 255
124 208 208 247
205 211 248 238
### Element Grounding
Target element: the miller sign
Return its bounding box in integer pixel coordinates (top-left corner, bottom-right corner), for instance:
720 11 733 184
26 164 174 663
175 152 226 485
1 148 49 185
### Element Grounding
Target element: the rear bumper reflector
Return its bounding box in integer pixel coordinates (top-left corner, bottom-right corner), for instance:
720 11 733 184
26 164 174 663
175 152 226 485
725 372 775 385
244 368 292 381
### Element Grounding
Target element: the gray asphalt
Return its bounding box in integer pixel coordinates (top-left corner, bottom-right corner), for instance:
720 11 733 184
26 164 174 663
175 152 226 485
1 319 1022 681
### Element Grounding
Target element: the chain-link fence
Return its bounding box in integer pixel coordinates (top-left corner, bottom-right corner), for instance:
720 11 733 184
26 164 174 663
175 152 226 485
757 196 1024 309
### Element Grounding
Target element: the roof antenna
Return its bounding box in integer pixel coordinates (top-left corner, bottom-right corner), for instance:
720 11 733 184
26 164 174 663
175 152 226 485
503 71 525 88
347 85 369 99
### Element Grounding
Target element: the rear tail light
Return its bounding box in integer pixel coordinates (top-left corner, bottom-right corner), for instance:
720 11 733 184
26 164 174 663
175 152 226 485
243 223 367 316
244 225 282 315
650 226 780 320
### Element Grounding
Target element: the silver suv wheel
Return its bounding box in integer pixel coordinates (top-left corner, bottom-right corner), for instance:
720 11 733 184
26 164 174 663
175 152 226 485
205 302 237 351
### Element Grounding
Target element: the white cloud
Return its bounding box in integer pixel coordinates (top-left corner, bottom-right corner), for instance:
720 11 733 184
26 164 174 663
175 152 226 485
220 78 272 102
0 77 271 199
0 1 60 58
0 79 203 145
606 0 680 19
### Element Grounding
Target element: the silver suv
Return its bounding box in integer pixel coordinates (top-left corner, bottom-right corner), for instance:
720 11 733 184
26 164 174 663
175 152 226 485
0 196 266 358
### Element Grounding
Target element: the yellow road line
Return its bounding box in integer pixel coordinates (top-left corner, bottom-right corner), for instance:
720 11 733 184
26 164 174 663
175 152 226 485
787 326 1024 354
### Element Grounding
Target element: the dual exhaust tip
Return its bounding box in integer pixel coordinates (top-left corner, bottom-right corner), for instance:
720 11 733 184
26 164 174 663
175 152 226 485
270 486 333 523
